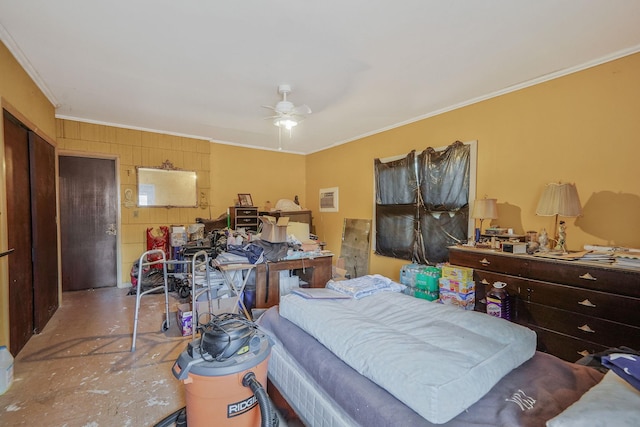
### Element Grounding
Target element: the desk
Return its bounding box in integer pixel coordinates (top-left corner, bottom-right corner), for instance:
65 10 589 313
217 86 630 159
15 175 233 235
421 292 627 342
255 255 332 308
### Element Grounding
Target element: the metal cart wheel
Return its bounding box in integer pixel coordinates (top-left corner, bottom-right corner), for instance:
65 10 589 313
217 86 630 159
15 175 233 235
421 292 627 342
179 285 190 299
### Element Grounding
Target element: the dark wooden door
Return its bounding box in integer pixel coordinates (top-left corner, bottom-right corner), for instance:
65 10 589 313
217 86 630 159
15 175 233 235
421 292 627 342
29 132 59 332
59 156 117 291
3 111 35 355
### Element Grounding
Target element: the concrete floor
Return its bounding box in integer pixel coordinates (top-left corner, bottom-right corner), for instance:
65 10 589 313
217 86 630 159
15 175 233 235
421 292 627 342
0 287 293 426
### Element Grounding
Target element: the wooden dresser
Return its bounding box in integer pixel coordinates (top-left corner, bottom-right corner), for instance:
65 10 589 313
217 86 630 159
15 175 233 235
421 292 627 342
449 246 640 362
229 206 259 232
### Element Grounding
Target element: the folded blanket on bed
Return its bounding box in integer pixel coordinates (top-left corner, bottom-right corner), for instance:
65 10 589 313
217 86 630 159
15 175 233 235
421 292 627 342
326 274 406 299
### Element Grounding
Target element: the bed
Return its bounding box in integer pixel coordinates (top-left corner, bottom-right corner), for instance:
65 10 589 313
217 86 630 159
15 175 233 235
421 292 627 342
256 276 639 426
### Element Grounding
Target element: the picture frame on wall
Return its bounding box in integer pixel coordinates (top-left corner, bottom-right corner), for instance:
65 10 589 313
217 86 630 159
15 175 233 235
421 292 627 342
319 187 339 212
238 193 253 207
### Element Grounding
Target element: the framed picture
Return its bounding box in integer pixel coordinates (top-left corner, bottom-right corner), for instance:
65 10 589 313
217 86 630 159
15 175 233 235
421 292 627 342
238 193 253 207
319 187 339 212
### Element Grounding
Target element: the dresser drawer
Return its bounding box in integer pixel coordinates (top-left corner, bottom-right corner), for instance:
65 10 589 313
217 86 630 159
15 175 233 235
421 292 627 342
474 270 640 328
449 249 526 277
236 216 258 226
527 257 640 298
236 207 258 217
529 326 608 363
520 280 640 328
520 303 640 350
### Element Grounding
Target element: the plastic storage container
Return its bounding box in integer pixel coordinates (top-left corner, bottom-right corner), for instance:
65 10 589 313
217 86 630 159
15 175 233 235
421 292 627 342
486 282 511 320
400 263 427 296
0 345 14 395
415 266 441 301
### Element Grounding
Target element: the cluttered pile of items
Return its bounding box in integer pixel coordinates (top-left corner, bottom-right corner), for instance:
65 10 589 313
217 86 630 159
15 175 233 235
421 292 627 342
130 206 332 331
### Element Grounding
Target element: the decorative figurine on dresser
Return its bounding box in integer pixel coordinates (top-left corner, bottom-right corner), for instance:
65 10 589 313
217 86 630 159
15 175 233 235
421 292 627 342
555 221 567 253
538 228 549 252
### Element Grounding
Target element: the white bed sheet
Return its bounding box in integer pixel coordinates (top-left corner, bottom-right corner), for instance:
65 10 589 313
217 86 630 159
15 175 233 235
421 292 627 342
279 291 536 424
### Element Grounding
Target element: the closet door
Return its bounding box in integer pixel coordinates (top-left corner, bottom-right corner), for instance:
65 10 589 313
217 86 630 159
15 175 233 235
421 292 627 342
29 132 59 332
3 110 59 354
3 111 35 355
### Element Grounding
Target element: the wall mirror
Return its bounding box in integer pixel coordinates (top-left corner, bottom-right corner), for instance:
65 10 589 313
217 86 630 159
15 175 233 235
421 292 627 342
137 160 198 207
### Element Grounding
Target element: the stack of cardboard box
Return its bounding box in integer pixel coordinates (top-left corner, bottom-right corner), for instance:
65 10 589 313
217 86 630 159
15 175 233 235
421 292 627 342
438 265 475 310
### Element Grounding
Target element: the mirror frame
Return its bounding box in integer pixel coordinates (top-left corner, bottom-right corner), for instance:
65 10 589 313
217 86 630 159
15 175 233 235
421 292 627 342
136 160 198 208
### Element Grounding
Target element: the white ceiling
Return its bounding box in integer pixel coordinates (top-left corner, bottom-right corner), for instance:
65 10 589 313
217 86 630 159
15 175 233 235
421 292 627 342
1 1 640 154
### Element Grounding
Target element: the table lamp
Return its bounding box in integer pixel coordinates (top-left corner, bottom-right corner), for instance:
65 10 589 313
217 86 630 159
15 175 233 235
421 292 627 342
535 182 582 252
472 197 498 242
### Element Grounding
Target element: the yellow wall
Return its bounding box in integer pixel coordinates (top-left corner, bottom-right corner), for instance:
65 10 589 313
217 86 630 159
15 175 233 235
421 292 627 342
306 52 640 281
56 121 307 286
208 143 306 215
0 41 57 347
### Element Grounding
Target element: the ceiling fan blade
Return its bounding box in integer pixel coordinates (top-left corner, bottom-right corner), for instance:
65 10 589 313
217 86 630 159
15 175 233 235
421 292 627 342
261 105 276 111
292 104 312 115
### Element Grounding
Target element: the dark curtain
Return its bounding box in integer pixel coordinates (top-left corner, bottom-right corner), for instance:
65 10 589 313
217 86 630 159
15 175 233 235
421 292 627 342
374 151 418 261
375 142 470 264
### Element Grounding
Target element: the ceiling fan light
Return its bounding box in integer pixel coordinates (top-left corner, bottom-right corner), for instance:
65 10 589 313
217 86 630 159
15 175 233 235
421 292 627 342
274 117 298 130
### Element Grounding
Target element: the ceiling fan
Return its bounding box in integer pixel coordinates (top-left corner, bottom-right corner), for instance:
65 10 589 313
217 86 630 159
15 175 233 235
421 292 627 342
263 84 312 131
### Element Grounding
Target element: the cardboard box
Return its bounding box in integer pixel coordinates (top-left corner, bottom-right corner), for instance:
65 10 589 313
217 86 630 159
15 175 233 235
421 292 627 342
176 303 193 336
441 265 474 282
171 233 187 247
438 289 476 310
260 215 289 242
187 223 205 241
176 298 238 337
170 226 187 247
439 278 475 294
287 221 310 242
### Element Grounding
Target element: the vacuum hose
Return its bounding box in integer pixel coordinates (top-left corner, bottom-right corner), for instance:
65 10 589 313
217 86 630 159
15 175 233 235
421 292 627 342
153 406 186 427
243 371 279 427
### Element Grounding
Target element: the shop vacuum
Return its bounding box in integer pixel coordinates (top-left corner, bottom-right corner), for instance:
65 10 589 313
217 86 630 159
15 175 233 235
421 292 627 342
155 313 278 427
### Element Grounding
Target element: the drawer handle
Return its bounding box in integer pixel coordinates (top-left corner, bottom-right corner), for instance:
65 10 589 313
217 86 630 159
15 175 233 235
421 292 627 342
578 324 596 333
481 279 490 285
579 273 597 281
577 350 590 357
479 258 490 266
578 299 596 308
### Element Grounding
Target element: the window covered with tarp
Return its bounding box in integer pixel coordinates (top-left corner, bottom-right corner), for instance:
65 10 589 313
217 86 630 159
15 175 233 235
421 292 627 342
374 141 471 264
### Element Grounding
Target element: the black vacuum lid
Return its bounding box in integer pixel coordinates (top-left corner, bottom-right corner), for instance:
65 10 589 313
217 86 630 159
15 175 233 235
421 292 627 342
200 313 256 360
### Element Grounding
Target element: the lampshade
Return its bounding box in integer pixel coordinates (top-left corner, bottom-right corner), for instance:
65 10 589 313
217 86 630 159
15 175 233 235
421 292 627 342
535 183 582 217
472 198 498 220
